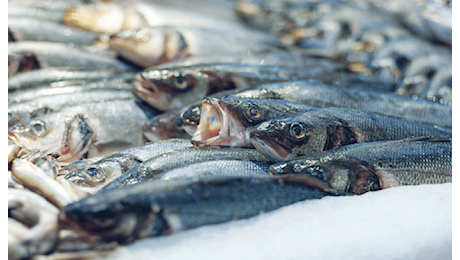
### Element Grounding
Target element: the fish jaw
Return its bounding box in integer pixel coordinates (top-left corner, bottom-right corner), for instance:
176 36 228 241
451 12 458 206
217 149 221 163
133 74 173 110
191 98 248 147
250 127 292 162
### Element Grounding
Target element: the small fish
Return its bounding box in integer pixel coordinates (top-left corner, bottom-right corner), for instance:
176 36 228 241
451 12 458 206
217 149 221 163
8 41 132 76
8 88 135 127
9 99 158 162
8 188 60 260
250 107 452 162
62 139 193 194
269 137 452 194
192 97 315 147
109 26 284 68
11 159 77 208
102 146 273 190
155 159 270 181
59 175 329 243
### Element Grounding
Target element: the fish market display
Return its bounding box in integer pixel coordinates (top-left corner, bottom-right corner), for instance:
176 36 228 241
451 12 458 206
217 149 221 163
7 0 451 259
269 137 452 194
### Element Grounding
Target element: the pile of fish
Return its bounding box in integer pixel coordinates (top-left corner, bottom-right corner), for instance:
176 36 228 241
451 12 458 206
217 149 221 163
8 0 452 259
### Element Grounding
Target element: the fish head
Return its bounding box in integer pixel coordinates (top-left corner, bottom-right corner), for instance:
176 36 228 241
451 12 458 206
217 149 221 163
63 2 132 34
64 161 122 193
250 117 326 162
143 111 190 141
181 104 201 136
9 114 96 163
191 97 254 147
109 27 189 68
133 68 208 111
270 157 380 194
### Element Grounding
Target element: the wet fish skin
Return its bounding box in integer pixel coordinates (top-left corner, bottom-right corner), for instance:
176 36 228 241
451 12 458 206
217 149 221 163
9 99 157 162
250 107 452 162
60 175 329 243
155 159 270 181
192 97 316 147
8 89 136 127
269 137 452 194
426 63 451 103
62 139 193 194
102 146 273 190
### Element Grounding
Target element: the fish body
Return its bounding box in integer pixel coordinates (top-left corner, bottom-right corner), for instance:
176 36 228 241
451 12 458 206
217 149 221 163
60 175 329 243
156 159 270 181
9 99 158 162
192 97 316 147
8 42 132 75
250 107 452 162
102 146 273 190
9 89 136 127
62 139 193 194
269 137 452 194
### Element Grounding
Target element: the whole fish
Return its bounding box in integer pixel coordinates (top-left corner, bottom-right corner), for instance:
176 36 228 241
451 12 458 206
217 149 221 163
62 139 193 194
59 175 329 243
250 107 452 162
8 18 99 45
9 89 136 127
9 99 158 162
8 42 132 75
183 80 452 129
8 69 135 92
269 137 452 194
192 97 316 147
133 59 392 111
102 146 273 190
109 26 284 68
155 159 270 181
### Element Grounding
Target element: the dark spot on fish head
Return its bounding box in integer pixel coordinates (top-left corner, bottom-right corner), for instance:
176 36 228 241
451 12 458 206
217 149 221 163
338 21 352 39
175 116 184 128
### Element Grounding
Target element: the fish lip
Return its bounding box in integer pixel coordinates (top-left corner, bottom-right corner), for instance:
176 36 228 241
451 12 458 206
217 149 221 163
191 98 247 147
133 74 172 110
250 130 291 162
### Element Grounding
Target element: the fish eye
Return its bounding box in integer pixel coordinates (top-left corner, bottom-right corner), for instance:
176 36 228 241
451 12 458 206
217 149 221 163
175 117 184 128
86 167 99 178
247 105 261 120
30 120 47 136
173 75 188 90
290 123 306 141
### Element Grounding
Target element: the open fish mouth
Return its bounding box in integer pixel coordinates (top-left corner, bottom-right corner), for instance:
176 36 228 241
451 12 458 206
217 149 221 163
191 98 247 147
250 130 291 162
133 74 172 110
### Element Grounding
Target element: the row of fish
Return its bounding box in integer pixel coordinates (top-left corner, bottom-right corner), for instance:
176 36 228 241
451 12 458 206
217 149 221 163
8 0 452 259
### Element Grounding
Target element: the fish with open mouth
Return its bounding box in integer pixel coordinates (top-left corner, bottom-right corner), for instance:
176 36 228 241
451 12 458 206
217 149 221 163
269 137 452 195
61 139 193 194
59 175 330 244
9 99 158 162
191 97 315 147
250 107 452 162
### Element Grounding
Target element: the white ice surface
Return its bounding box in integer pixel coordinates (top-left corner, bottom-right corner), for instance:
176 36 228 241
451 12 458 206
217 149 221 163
105 183 452 260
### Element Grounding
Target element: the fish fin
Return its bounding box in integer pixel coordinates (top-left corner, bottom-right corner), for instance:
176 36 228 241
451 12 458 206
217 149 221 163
274 174 344 196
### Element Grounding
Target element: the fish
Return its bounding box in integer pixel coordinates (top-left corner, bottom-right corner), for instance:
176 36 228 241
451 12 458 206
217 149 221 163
155 159 270 181
133 57 393 111
8 188 60 260
11 159 77 208
191 97 316 147
269 137 452 194
8 18 100 45
250 107 452 162
109 26 284 68
61 139 193 194
101 146 273 190
8 88 135 127
8 41 132 75
142 105 193 142
8 69 136 92
426 63 451 103
9 99 158 162
59 175 330 243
